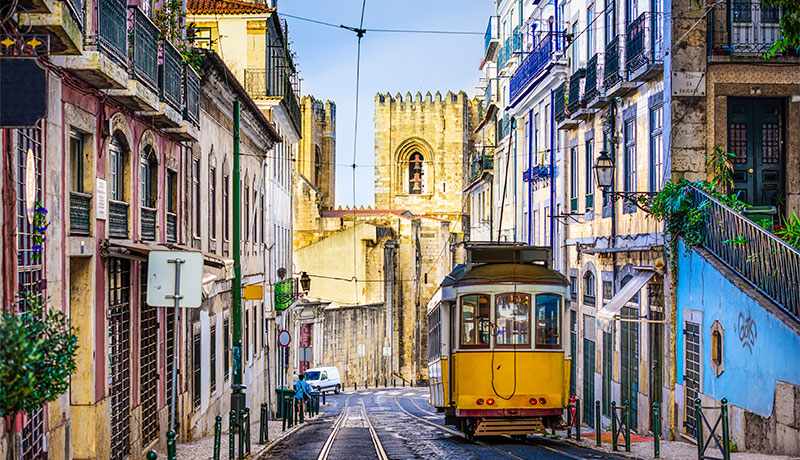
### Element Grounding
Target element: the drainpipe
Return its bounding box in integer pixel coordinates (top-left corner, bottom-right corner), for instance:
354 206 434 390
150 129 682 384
231 100 246 412
528 108 533 244
513 118 518 242
549 90 555 254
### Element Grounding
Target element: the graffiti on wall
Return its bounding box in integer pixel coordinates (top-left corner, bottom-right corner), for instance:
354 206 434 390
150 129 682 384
736 311 758 353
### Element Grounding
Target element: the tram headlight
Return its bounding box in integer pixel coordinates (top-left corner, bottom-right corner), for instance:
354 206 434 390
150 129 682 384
486 398 495 405
529 398 537 405
539 398 547 405
476 398 484 405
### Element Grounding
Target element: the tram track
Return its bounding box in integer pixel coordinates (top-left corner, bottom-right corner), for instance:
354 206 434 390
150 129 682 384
317 392 388 460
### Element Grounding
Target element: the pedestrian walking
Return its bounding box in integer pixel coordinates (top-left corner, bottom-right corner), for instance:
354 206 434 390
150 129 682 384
294 373 312 415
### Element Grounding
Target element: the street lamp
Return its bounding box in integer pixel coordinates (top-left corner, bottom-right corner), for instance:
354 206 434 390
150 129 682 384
593 149 615 190
300 271 311 293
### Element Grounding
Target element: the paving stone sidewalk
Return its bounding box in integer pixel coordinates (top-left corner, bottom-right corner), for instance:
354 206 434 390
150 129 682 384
558 426 800 460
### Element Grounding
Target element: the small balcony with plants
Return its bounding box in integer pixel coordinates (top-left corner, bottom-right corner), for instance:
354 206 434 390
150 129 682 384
244 69 302 134
469 147 495 183
509 35 566 104
708 0 794 59
107 6 161 112
584 53 608 109
484 16 500 63
625 12 664 81
554 81 569 126
15 0 84 54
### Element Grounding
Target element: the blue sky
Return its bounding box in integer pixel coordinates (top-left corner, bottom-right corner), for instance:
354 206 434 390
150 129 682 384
280 1 494 207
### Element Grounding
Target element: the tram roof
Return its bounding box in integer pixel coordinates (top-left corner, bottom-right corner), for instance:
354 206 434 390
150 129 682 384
442 263 568 287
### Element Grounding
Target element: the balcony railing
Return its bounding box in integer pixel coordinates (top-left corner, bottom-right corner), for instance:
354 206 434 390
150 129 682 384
470 148 494 182
604 35 623 88
69 191 92 235
708 1 783 55
184 65 200 124
485 16 499 55
554 82 567 122
485 82 492 106
160 40 183 112
510 35 558 102
584 53 603 101
689 186 800 318
129 7 159 92
567 68 586 114
523 164 550 183
65 0 85 31
498 37 513 69
626 12 664 75
283 74 302 133
140 206 156 241
243 69 302 132
512 26 523 53
109 200 129 239
166 212 177 243
98 0 127 63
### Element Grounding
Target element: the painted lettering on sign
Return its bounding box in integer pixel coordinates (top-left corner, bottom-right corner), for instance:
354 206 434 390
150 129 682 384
737 312 757 353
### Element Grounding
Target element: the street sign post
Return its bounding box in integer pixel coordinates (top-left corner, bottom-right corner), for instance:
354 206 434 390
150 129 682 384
278 329 291 347
147 250 204 432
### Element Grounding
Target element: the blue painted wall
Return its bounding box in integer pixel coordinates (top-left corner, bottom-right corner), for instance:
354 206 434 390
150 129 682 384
676 242 800 417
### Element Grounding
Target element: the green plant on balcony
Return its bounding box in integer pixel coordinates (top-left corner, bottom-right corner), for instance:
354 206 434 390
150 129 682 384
776 211 800 248
153 0 202 71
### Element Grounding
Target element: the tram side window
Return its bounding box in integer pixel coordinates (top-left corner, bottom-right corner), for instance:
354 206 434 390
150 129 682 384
535 294 562 349
495 293 531 346
460 294 491 347
428 307 441 361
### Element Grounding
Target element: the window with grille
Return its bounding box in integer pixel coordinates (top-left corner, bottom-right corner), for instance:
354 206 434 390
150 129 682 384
108 258 132 460
193 332 201 408
210 325 217 394
684 321 701 438
140 264 159 446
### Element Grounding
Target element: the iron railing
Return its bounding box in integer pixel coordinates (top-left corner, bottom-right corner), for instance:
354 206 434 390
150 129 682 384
244 70 301 132
512 25 523 53
109 200 129 239
626 12 664 74
498 37 512 69
129 7 159 93
510 35 559 102
64 0 85 31
98 0 127 64
604 35 623 88
554 82 567 122
140 206 156 241
584 53 604 101
709 1 783 55
166 212 177 243
184 64 200 124
689 186 800 318
160 39 183 112
283 75 302 133
484 16 498 54
567 68 586 114
469 148 494 182
485 81 493 106
69 191 92 235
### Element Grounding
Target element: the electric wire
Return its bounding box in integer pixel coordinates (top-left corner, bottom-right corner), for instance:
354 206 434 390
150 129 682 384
279 11 483 35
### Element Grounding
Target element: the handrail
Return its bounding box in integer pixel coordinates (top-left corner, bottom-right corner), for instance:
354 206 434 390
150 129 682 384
689 186 800 318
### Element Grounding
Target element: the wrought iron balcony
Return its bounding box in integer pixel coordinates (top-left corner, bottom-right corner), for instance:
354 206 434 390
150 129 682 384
166 212 177 243
522 164 550 183
160 40 183 112
567 68 586 114
65 0 85 31
626 12 664 79
98 0 127 64
109 200 129 239
604 35 623 88
584 53 603 102
470 148 494 182
554 82 567 122
282 74 302 133
243 69 301 132
496 113 511 140
184 65 200 125
484 16 499 61
688 186 800 319
498 37 512 69
510 36 560 103
140 206 157 241
128 7 159 93
69 191 92 236
708 0 784 55
485 83 492 107
512 26 523 53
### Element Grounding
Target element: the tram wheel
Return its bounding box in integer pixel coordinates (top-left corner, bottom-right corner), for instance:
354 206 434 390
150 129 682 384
462 418 477 441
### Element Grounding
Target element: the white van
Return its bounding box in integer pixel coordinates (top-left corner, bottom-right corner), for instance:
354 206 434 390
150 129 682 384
303 366 341 394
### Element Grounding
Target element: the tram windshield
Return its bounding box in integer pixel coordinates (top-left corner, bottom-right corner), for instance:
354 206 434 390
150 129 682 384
535 294 562 349
460 294 491 346
495 293 530 346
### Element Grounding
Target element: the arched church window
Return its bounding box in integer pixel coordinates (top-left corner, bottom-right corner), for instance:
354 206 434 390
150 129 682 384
314 146 321 187
408 152 424 194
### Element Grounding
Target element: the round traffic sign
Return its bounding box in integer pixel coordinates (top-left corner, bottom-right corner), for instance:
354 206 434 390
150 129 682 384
278 329 291 347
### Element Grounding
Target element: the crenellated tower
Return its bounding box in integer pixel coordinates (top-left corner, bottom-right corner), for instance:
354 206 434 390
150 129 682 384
299 95 336 209
374 90 476 229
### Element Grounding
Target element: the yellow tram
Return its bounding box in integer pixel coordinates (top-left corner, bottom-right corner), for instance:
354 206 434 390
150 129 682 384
427 244 571 438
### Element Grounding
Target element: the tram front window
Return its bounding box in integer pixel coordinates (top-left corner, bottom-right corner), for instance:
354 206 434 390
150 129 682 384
460 294 491 347
495 293 531 346
535 294 562 349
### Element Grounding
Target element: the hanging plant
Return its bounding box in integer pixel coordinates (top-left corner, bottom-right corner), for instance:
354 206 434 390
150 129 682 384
31 201 49 262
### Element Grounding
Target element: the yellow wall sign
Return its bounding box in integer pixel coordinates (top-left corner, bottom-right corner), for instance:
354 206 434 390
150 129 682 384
243 284 263 300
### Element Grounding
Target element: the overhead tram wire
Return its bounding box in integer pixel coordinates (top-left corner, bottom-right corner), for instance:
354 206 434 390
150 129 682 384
279 11 482 35
348 0 367 301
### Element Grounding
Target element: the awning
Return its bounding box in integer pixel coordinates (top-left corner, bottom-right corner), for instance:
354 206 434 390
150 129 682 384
165 243 229 269
103 240 169 260
596 270 655 332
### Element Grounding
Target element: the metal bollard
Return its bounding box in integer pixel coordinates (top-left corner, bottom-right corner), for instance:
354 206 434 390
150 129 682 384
282 398 288 431
611 401 618 451
384 377 387 387
299 399 305 423
355 382 358 391
322 391 326 405
166 430 176 460
375 378 379 388
624 400 631 452
411 380 414 387
229 410 236 460
260 403 269 444
245 408 252 454
214 415 222 460
393 379 396 388
721 398 731 460
365 380 368 390
653 402 660 458
147 451 157 460
575 399 581 441
238 409 245 460
695 398 704 460
596 401 601 446
402 379 405 387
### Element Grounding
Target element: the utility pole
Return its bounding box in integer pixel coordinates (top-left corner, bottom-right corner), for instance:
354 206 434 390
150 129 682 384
231 100 246 413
